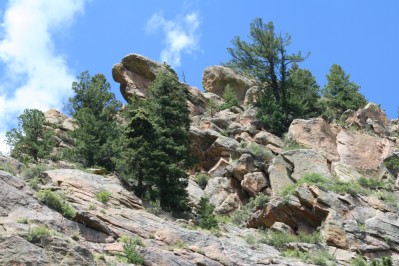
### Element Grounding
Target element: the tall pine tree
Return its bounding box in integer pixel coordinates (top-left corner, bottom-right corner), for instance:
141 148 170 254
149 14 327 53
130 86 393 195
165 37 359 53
65 71 122 170
322 64 367 120
147 71 194 212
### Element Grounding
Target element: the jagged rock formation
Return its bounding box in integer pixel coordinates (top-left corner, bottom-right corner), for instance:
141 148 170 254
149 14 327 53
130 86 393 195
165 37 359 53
1 53 399 265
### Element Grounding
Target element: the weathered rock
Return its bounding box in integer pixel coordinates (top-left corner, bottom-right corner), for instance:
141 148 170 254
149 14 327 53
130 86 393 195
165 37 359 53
206 136 240 167
189 126 220 170
268 149 331 195
187 179 205 207
337 130 396 170
331 162 363 182
288 118 341 161
244 85 260 106
43 169 143 210
202 65 254 104
208 158 230 177
241 172 268 196
231 153 255 181
365 213 399 251
0 156 24 176
321 220 349 249
254 131 284 151
112 53 171 101
270 222 295 235
343 102 390 137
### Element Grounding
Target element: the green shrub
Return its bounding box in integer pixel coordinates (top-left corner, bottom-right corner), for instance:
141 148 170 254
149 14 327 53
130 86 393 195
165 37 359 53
174 239 188 249
95 190 111 204
194 173 210 189
17 218 30 224
261 231 321 250
0 162 17 176
197 197 219 230
383 156 399 173
231 193 269 226
26 225 52 243
247 142 274 162
28 177 41 191
358 176 384 189
121 236 144 265
283 248 335 266
220 85 239 110
37 189 76 219
23 164 46 179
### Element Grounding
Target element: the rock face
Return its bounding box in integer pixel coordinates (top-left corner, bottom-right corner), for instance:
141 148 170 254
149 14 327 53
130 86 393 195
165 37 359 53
268 149 331 195
289 117 397 171
202 66 254 104
343 102 391 137
112 53 171 101
0 169 303 266
44 109 77 149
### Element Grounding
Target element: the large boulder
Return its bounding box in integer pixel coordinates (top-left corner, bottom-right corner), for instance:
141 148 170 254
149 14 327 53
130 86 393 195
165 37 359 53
202 66 254 104
337 130 396 170
241 172 269 196
204 177 241 214
112 53 171 101
288 118 341 162
343 102 391 137
268 149 331 195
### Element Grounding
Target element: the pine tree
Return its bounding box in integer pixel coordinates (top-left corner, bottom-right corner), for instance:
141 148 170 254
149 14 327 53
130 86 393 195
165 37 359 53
227 18 321 135
221 85 239 110
65 71 122 170
114 101 157 199
147 71 194 212
322 64 367 120
6 109 55 161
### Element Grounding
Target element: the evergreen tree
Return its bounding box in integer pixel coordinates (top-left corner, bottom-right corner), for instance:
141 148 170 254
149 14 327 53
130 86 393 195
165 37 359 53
197 197 218 229
227 18 322 135
147 71 194 212
221 85 239 110
65 71 122 170
322 64 367 120
6 109 55 161
113 100 157 199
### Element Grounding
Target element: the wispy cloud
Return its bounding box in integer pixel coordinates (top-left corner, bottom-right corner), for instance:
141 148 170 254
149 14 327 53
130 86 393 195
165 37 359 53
146 11 201 67
0 0 87 154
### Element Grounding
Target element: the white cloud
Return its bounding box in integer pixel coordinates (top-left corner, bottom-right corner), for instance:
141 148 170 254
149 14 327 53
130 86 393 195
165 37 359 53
0 0 87 154
146 11 200 67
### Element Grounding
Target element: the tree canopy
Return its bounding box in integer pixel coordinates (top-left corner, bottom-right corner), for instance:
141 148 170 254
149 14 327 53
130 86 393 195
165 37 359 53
6 109 55 161
65 71 122 170
322 64 367 120
227 18 321 135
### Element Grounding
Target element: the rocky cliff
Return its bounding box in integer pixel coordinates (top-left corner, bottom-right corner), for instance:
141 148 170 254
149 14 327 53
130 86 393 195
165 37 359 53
0 53 398 265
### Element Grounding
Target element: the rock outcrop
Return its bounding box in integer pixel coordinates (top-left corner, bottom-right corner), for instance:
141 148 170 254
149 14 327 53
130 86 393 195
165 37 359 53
202 65 255 104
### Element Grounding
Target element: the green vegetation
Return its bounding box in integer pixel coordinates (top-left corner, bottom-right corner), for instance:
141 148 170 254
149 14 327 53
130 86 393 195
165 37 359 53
0 162 17 176
95 190 111 204
37 189 76 219
280 173 398 209
226 18 322 135
231 193 268 226
194 173 210 189
283 248 336 266
262 231 321 250
64 71 122 171
6 109 55 161
247 142 274 161
17 217 30 224
322 64 367 120
351 255 393 266
197 197 219 230
207 98 220 117
383 156 399 174
114 70 194 213
120 236 145 265
174 239 188 249
26 225 52 243
23 164 46 190
221 85 239 110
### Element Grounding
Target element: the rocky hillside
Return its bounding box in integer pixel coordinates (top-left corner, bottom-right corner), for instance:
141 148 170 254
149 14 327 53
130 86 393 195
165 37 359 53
1 53 399 265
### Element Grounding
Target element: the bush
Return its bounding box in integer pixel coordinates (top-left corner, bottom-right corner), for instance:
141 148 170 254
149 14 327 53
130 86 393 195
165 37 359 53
194 173 210 189
120 236 145 265
197 197 219 230
37 189 76 219
220 85 239 110
231 193 268 226
247 142 274 162
261 231 321 250
23 164 46 179
0 162 17 176
95 190 111 204
26 225 51 243
358 176 384 189
283 248 335 266
384 156 399 173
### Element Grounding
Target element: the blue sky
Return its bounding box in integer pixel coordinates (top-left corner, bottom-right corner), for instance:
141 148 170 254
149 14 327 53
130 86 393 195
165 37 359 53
0 0 398 152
